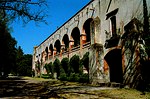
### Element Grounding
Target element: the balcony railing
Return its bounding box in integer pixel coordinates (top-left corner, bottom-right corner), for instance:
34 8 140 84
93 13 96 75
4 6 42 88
83 42 91 49
71 45 80 52
62 51 69 55
42 42 91 66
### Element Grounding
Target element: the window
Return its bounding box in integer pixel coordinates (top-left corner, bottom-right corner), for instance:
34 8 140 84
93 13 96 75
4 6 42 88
110 16 117 36
106 8 118 37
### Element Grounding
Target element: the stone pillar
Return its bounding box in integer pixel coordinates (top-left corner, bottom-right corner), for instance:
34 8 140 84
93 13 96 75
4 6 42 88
80 33 86 56
89 43 108 84
60 44 65 59
80 33 87 45
69 39 74 58
53 48 57 56
69 39 74 49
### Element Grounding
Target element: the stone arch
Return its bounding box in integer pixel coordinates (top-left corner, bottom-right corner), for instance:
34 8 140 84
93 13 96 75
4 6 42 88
82 18 94 44
54 40 61 54
71 27 80 47
49 44 53 56
104 48 123 83
45 47 48 54
62 34 69 51
44 47 48 61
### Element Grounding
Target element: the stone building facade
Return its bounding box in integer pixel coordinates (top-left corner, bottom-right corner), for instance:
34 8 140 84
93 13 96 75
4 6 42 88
32 0 150 86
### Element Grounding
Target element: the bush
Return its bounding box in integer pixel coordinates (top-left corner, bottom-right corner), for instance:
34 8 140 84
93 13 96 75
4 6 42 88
48 62 54 75
44 64 49 74
41 74 52 79
53 58 61 78
79 73 89 83
58 73 68 81
68 73 80 82
69 55 80 73
81 52 89 72
61 57 69 75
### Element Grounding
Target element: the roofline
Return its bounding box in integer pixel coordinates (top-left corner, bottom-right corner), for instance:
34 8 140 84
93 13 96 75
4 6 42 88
37 0 94 48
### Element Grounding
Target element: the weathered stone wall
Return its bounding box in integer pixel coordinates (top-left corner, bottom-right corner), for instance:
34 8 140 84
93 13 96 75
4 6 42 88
32 0 150 86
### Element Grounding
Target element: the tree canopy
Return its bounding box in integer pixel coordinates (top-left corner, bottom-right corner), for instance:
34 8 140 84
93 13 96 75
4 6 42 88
0 0 48 24
0 20 17 76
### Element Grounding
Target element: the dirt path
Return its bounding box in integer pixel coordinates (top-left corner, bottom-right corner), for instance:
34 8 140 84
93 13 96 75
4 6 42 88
0 77 150 99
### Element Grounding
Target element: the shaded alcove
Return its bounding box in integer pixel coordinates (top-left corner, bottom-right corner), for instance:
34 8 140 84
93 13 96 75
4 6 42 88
62 34 69 51
71 27 80 47
45 47 48 60
104 49 123 83
49 44 53 56
83 18 93 42
54 40 61 54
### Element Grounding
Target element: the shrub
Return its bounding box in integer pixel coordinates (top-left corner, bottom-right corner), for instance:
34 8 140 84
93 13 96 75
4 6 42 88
69 55 80 73
41 74 51 79
68 73 80 82
81 52 89 73
44 64 50 74
79 73 89 83
48 62 54 75
53 58 61 78
44 62 54 77
58 73 68 81
61 57 69 75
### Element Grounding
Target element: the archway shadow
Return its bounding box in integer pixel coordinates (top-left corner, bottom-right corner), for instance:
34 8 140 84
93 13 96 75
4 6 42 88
104 49 123 83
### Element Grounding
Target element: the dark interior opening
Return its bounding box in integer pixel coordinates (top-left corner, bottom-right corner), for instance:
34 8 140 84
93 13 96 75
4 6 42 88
104 49 123 83
54 40 61 54
62 34 69 50
71 27 80 47
49 44 53 55
83 18 93 42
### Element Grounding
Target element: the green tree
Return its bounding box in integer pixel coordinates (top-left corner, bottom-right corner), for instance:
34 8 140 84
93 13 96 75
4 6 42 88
0 20 17 77
81 52 89 73
48 62 54 76
15 46 24 75
61 57 69 75
22 54 32 76
53 58 61 78
44 64 49 74
69 55 80 73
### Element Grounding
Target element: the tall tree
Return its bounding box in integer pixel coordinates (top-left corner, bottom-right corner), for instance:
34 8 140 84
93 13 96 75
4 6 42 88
15 46 24 75
0 20 17 76
0 0 48 77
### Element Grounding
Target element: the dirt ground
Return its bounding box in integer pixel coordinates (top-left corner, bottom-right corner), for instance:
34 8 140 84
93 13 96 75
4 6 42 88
0 77 150 99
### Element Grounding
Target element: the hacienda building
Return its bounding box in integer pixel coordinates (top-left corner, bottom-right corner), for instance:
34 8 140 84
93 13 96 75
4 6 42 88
32 0 150 87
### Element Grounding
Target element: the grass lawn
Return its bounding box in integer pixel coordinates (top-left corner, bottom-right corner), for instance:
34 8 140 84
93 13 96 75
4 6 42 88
91 88 150 99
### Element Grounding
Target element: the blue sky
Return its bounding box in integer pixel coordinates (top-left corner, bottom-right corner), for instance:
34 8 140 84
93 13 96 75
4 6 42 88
11 0 90 54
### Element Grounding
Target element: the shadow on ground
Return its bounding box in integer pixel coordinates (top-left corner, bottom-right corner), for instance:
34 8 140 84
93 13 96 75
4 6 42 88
0 77 100 99
0 77 50 98
1 77 149 99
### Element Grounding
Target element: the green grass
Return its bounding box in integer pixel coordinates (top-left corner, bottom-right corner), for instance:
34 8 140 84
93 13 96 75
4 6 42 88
92 88 150 99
